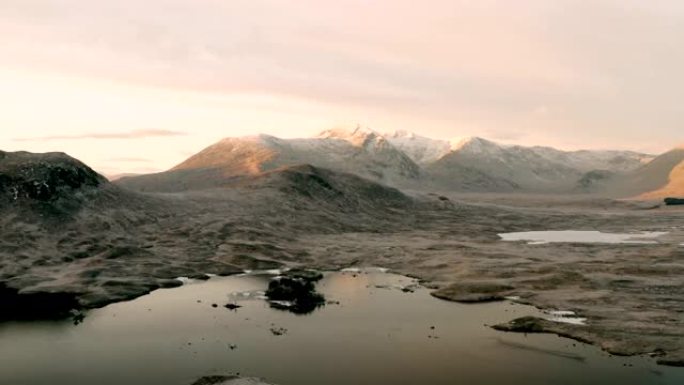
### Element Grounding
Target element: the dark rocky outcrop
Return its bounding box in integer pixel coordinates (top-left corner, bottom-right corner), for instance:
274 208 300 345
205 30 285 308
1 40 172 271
265 269 325 314
191 376 240 385
0 283 81 321
190 375 277 385
0 150 113 221
664 197 684 205
0 150 106 204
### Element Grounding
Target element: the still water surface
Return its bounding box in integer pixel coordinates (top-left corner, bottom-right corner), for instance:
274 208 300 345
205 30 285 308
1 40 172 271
0 270 681 385
499 230 668 245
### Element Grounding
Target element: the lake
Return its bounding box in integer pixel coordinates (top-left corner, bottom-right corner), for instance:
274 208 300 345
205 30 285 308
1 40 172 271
0 270 681 385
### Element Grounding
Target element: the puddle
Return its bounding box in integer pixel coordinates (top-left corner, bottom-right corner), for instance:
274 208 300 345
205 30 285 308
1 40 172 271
0 271 681 385
542 310 588 325
499 230 668 245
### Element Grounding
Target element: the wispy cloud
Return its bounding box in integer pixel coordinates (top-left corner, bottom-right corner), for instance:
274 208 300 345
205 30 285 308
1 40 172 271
14 129 186 141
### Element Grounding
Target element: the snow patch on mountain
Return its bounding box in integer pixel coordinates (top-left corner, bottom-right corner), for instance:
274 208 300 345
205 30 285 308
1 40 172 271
383 130 452 165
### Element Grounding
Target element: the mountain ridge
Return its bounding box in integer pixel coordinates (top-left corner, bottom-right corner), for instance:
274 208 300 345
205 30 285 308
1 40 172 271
117 128 666 195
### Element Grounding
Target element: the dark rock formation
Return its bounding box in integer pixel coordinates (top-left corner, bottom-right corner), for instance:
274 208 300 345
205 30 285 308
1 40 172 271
0 283 81 321
265 269 325 314
664 197 684 205
191 375 277 385
656 357 684 367
0 150 106 204
191 376 239 385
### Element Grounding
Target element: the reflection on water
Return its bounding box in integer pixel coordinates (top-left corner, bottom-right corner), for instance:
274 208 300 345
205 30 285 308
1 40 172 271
0 271 681 385
499 230 669 244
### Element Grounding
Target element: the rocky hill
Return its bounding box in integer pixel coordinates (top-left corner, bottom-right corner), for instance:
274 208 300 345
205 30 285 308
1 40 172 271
0 150 106 203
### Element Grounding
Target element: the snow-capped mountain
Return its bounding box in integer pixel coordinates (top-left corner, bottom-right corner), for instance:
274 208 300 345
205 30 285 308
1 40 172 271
424 137 654 192
426 137 577 191
383 130 452 165
118 127 657 194
120 127 422 192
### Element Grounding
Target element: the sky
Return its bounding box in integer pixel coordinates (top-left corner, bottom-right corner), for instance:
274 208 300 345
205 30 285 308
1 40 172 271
1 0 683 175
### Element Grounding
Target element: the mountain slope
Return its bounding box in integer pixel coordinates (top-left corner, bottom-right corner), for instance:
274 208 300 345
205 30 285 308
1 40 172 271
425 137 653 192
426 138 580 191
120 128 422 192
640 160 684 198
618 147 684 198
239 164 414 211
627 147 684 196
575 146 684 198
383 130 452 165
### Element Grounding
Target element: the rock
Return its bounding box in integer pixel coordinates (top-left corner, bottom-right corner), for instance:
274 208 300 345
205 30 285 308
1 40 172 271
191 375 278 385
265 270 326 314
266 276 325 314
492 316 593 346
656 357 684 367
285 268 324 282
401 284 419 293
492 316 548 333
269 327 288 336
664 197 684 205
430 282 514 303
188 273 211 280
191 376 239 385
0 283 81 321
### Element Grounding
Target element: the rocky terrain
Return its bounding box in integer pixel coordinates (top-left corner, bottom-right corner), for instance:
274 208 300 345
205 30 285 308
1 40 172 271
0 152 419 317
1 148 684 367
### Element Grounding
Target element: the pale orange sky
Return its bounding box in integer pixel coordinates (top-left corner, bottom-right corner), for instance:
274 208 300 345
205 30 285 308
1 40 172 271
1 0 683 174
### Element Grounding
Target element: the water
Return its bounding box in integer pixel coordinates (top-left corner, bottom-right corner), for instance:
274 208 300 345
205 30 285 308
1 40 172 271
498 230 669 245
0 271 681 385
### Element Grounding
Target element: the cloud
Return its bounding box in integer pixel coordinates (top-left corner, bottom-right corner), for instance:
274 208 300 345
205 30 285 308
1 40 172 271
107 157 152 163
13 129 186 141
2 1 683 153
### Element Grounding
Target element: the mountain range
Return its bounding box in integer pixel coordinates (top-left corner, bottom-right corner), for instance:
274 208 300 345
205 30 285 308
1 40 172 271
117 127 682 198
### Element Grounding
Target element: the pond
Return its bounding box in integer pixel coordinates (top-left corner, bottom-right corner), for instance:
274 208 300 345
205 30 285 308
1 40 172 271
498 230 669 245
0 270 681 385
